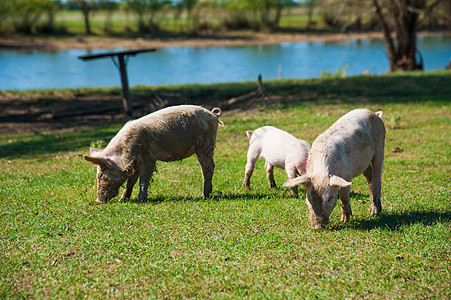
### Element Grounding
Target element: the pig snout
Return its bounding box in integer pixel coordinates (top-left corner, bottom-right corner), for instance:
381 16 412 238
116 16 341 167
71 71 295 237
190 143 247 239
309 213 329 230
95 184 121 203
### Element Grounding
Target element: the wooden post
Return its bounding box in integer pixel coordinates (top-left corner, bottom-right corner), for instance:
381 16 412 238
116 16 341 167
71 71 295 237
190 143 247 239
118 54 132 118
78 48 156 118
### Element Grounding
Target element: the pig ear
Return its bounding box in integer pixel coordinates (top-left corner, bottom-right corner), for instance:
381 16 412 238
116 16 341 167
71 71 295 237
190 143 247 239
90 148 102 156
283 175 311 188
84 155 113 168
329 175 351 188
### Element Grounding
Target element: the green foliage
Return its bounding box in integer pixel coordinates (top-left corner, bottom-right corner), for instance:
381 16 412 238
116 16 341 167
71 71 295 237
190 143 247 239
8 0 60 33
0 0 448 34
0 71 450 297
122 0 171 33
320 64 350 79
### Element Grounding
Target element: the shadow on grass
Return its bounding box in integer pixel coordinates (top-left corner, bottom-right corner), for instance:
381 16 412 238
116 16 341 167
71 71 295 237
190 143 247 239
120 191 280 205
271 71 451 104
0 126 118 159
1 72 449 158
330 209 451 231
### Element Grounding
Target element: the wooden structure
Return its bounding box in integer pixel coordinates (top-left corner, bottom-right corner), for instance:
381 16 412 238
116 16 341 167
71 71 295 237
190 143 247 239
221 75 275 109
79 48 156 117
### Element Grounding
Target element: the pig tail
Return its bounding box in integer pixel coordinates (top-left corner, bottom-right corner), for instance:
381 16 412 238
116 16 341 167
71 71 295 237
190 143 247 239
211 107 222 117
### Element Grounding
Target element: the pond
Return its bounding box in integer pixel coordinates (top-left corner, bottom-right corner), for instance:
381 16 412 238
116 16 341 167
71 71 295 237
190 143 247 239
0 36 450 91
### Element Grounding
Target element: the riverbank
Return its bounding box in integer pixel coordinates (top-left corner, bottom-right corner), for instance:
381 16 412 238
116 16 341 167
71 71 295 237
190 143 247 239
1 31 450 51
1 70 450 134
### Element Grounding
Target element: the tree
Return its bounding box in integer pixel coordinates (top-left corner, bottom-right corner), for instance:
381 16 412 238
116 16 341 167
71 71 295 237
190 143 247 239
182 0 198 30
70 0 96 34
98 0 118 33
10 0 43 33
123 0 169 34
305 0 318 29
320 0 445 72
320 0 373 32
147 0 170 34
0 0 13 30
373 0 445 71
123 0 147 32
37 0 62 33
223 0 293 31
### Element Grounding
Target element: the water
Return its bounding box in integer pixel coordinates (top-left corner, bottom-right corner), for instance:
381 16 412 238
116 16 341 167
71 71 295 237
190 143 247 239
0 36 450 91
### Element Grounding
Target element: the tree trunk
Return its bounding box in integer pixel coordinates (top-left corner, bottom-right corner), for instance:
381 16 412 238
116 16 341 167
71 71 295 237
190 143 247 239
82 8 91 34
306 0 315 30
373 0 424 72
273 1 283 29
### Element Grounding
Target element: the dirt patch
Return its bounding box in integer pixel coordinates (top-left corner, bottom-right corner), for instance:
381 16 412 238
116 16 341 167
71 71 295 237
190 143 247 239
0 32 388 51
0 88 260 133
2 31 449 51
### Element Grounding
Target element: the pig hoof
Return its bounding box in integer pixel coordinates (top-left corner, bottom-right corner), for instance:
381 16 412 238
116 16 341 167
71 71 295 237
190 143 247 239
370 207 382 216
341 214 351 222
311 223 325 230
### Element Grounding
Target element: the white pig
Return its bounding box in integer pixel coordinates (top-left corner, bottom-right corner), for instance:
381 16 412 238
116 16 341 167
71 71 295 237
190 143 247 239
284 109 385 229
84 105 224 203
243 126 311 197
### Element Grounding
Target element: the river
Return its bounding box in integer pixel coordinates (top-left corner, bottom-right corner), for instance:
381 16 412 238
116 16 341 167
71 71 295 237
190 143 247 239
0 35 450 91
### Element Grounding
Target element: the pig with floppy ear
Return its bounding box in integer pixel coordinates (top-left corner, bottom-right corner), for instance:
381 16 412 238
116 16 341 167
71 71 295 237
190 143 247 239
84 148 135 203
284 109 385 229
284 174 351 229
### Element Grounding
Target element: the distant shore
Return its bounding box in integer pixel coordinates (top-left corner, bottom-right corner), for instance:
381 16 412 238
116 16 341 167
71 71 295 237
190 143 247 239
1 31 450 51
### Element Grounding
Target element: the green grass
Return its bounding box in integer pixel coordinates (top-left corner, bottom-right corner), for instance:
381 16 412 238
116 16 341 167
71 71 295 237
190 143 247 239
1 71 450 298
2 7 327 36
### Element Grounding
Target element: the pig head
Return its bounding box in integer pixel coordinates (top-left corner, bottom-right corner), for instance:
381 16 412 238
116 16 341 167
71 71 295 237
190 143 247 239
84 148 136 203
284 109 385 229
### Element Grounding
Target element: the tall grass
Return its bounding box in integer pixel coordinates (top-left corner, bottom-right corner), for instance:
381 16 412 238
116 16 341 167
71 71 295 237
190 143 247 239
0 71 450 298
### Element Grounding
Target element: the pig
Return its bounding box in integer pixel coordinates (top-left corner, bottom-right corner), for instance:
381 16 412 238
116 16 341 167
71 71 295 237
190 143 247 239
284 109 385 229
242 126 311 197
84 105 224 203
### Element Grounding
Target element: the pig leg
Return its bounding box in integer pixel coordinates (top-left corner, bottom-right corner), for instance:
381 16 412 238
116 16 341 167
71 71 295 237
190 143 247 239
265 161 277 189
138 159 156 202
369 154 383 215
120 170 139 201
243 148 260 189
196 151 215 198
339 186 352 222
285 167 299 197
363 164 373 206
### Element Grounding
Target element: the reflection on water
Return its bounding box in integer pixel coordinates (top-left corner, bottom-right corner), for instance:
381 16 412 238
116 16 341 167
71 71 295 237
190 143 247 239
0 36 450 91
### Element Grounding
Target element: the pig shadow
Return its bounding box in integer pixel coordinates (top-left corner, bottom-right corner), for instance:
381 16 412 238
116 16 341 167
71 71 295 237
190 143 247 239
122 190 286 204
330 191 451 230
329 210 451 231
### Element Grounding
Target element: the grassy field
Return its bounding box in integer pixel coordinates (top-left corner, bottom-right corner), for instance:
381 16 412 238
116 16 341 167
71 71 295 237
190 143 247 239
2 7 326 36
0 71 450 298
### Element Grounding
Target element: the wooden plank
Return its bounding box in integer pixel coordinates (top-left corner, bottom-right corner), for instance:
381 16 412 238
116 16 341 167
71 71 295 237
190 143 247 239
78 48 156 61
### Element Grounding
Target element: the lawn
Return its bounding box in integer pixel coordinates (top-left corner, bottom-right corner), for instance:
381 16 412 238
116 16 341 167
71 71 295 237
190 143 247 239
0 71 450 298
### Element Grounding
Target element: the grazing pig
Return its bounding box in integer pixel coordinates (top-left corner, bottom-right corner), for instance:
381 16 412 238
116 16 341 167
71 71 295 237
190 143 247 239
284 109 385 229
84 105 224 203
243 126 311 197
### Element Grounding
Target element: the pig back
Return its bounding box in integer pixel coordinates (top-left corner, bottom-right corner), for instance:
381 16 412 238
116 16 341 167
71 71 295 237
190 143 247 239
127 105 220 162
308 109 385 179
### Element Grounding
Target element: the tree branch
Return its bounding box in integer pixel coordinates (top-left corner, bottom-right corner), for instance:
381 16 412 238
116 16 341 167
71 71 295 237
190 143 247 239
373 0 395 60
